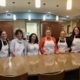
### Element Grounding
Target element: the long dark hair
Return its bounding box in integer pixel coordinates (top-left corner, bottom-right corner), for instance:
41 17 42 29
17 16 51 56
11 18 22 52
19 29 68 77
29 33 38 44
72 26 80 36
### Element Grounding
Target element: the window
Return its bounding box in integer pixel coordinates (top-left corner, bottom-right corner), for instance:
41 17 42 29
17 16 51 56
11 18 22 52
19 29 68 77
26 23 37 35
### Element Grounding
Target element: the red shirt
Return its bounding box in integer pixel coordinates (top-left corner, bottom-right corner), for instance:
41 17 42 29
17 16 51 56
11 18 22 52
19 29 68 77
39 37 58 54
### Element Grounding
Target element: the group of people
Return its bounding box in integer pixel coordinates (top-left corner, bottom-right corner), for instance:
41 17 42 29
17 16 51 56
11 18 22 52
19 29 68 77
0 26 80 57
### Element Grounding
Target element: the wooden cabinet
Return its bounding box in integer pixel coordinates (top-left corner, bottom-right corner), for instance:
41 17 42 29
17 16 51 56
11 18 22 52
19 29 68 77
0 21 13 40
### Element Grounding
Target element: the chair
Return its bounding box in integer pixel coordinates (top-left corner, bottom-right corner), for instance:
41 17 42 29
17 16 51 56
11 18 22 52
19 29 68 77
38 71 65 80
79 67 80 80
65 68 79 80
0 73 28 80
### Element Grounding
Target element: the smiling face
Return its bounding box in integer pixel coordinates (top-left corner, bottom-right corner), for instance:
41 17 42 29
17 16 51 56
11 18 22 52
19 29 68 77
74 27 80 35
16 32 23 40
60 31 66 38
31 34 36 42
45 30 51 37
0 31 7 40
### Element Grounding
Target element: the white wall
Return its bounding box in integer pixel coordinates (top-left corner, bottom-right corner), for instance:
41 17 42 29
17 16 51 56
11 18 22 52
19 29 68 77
62 20 77 33
72 21 77 28
13 20 26 32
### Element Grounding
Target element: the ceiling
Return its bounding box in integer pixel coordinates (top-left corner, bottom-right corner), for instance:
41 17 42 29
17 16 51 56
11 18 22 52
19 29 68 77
0 0 80 18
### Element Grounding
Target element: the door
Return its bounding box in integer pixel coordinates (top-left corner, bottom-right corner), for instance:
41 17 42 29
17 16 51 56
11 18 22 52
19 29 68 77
0 21 13 40
41 22 62 39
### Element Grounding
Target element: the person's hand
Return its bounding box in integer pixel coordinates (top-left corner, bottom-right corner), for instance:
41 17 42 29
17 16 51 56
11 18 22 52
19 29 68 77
71 51 74 53
65 48 70 52
58 50 65 54
43 53 47 55
56 51 59 54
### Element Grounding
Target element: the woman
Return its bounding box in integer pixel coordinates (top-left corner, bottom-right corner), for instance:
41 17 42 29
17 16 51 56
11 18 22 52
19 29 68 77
56 30 70 53
10 29 27 57
69 26 80 53
39 28 57 54
27 33 40 56
0 30 9 57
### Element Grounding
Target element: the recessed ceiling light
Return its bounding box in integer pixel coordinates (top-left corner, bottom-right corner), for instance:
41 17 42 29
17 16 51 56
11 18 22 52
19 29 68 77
6 10 8 12
66 16 69 17
28 10 31 12
48 12 51 14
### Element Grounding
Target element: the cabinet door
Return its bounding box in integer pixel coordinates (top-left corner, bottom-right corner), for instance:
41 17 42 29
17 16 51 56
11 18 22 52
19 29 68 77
0 21 13 40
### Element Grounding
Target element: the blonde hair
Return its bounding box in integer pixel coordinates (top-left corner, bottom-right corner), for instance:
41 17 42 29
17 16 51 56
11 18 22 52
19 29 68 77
45 27 52 32
60 30 66 34
61 30 66 32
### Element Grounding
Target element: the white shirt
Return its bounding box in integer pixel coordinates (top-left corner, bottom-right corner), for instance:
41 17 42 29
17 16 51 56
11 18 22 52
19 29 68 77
27 43 40 56
10 38 27 56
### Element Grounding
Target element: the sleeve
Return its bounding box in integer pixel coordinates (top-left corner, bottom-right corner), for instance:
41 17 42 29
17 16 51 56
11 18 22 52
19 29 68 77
66 37 70 48
56 38 59 44
52 37 58 53
39 38 45 54
66 35 73 48
23 41 28 56
38 43 41 55
10 40 15 52
0 40 2 51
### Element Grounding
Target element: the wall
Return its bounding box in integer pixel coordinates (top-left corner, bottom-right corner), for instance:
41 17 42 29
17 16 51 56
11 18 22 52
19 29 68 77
13 20 26 32
13 20 77 38
13 20 41 39
62 20 77 33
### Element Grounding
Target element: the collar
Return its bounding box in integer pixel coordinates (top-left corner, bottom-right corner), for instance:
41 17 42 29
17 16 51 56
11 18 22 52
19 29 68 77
46 37 51 40
16 38 23 43
59 37 66 40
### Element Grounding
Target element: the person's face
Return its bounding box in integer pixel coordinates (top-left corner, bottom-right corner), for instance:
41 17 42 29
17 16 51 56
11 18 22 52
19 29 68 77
60 31 66 38
46 30 51 37
74 28 80 35
1 31 7 40
16 32 23 40
31 34 36 42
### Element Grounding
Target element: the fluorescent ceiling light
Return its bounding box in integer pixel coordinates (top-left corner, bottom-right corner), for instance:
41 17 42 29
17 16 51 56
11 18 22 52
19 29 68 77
35 0 41 8
28 15 31 21
56 15 59 21
67 0 72 10
43 15 46 21
13 14 16 20
0 0 6 7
